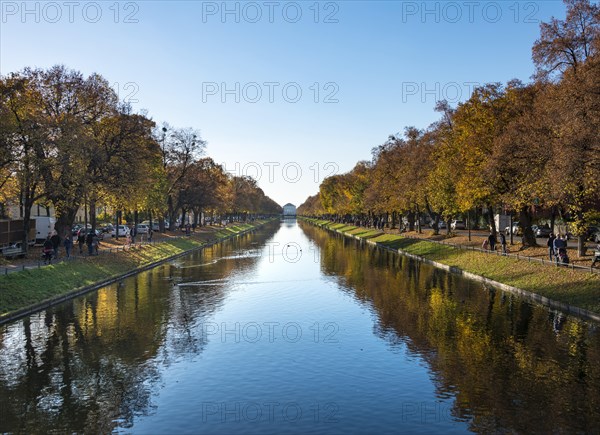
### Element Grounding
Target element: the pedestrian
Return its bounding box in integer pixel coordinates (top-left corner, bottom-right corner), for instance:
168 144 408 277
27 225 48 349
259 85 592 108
42 235 54 264
92 233 100 255
50 231 61 259
86 231 94 255
547 233 556 261
592 243 600 268
553 234 566 264
130 225 136 243
499 232 507 254
488 232 496 251
63 234 73 259
77 229 85 254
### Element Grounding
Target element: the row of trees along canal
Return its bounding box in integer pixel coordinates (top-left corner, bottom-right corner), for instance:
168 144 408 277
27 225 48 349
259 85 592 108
0 66 282 251
298 0 600 257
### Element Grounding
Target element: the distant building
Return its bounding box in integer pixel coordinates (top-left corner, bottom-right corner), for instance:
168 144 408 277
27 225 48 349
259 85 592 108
282 203 296 216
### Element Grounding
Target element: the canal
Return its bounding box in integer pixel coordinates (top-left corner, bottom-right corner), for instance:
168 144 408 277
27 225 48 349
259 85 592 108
1 220 599 434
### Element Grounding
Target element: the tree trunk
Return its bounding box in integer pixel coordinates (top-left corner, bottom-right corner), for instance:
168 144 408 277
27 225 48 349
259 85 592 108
90 197 97 231
167 194 175 231
432 215 440 235
54 207 78 241
115 210 122 238
408 211 415 232
577 235 586 257
519 206 537 247
181 208 187 228
550 206 557 234
22 202 32 254
473 208 481 230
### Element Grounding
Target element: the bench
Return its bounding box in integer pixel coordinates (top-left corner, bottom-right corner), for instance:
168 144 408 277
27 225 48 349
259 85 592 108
1 243 26 259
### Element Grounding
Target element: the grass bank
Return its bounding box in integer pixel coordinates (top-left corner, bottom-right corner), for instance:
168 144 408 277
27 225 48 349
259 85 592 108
0 221 266 319
303 218 600 315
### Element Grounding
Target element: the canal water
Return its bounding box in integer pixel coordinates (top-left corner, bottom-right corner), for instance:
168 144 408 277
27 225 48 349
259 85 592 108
1 220 599 434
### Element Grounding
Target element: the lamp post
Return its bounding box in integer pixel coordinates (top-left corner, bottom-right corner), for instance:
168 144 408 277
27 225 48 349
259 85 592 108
159 127 167 233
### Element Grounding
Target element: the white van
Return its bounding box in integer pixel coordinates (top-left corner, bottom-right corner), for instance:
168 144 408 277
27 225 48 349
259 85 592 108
34 217 56 243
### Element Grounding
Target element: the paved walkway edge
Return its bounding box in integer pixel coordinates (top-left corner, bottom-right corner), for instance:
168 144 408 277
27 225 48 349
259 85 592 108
307 220 600 324
0 221 274 326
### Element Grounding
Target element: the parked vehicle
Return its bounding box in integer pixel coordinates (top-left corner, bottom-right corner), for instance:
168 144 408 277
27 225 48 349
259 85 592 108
1 218 35 248
136 224 149 234
34 217 56 243
585 226 600 241
77 228 104 240
451 220 466 230
110 225 130 237
505 222 522 236
142 220 160 231
533 225 552 238
99 223 114 233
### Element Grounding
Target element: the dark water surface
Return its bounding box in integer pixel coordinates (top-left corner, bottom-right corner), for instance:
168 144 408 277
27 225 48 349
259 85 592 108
1 220 599 434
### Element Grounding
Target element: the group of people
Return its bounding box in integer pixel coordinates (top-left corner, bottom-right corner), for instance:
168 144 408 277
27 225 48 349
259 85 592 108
42 229 101 264
42 232 72 264
42 233 58 264
77 229 101 255
547 234 570 265
482 232 508 254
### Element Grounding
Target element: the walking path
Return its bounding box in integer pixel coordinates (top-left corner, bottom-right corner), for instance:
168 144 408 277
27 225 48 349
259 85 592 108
325 221 600 274
0 225 234 276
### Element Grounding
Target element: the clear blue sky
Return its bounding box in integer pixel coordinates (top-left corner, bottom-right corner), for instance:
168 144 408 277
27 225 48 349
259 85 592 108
1 1 566 207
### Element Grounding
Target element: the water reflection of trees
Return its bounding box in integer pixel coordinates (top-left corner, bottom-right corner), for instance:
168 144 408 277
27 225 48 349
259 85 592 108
0 228 273 433
301 223 600 434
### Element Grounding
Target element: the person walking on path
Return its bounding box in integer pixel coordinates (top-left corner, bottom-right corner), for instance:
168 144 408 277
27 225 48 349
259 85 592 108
554 235 566 264
130 225 136 244
592 243 600 268
86 231 94 256
92 233 100 255
63 234 73 259
50 231 61 259
77 230 85 254
42 235 54 265
548 233 556 261
499 232 507 254
488 232 496 251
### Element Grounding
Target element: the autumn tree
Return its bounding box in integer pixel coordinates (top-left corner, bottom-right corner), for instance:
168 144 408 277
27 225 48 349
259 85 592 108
532 0 600 80
178 158 230 226
0 72 51 248
157 124 206 230
533 0 600 254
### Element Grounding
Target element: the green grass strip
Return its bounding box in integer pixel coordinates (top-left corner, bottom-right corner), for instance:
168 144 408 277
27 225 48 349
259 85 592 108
306 219 600 314
0 221 269 317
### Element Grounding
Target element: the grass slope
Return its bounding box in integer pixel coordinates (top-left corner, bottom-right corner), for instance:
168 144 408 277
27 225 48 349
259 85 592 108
0 222 264 317
304 218 600 314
